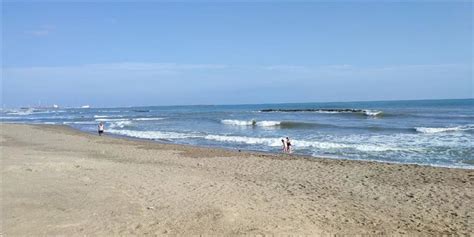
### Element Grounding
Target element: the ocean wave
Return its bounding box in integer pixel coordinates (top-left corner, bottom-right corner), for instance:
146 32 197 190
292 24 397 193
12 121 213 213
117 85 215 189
203 134 404 151
220 119 277 126
109 121 133 128
256 121 281 126
63 121 97 125
6 109 66 115
106 129 405 152
107 129 201 140
133 117 165 121
95 118 129 122
364 110 383 116
6 110 34 116
260 108 383 117
97 110 123 113
415 125 474 134
0 116 22 120
221 119 257 126
94 115 125 118
221 119 323 129
32 110 66 114
204 134 282 146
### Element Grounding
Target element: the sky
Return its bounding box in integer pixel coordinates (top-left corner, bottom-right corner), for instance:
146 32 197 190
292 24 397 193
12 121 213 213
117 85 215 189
1 1 473 107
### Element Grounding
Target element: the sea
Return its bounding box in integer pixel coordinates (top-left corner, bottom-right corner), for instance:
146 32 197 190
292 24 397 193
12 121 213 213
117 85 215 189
1 99 473 169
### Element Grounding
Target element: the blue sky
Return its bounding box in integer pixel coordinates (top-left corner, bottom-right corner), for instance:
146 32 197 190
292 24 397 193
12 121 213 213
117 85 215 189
2 2 472 107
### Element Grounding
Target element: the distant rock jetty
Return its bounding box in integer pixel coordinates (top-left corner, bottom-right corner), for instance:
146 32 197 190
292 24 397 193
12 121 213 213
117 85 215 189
260 108 383 116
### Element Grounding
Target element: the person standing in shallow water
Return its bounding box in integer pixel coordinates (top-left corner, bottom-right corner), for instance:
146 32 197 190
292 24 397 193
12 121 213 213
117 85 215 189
281 139 287 153
286 137 292 153
98 122 105 136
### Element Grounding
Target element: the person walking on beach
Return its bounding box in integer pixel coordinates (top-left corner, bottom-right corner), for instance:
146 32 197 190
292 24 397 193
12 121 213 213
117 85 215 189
286 137 292 153
281 139 287 152
98 122 105 136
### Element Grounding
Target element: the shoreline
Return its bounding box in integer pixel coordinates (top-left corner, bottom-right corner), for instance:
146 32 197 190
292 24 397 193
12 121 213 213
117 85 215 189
70 128 474 170
2 123 472 234
5 122 473 170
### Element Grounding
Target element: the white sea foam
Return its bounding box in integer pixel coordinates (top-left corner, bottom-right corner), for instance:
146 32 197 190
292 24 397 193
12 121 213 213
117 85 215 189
292 139 404 151
6 110 33 116
0 116 21 120
94 115 125 118
204 134 282 146
316 109 383 116
221 119 281 127
364 110 383 116
95 118 129 122
63 121 97 125
257 121 282 126
415 125 474 134
221 119 255 126
314 111 341 114
109 121 133 128
98 110 122 113
107 129 201 140
108 128 406 152
133 117 165 121
205 135 404 151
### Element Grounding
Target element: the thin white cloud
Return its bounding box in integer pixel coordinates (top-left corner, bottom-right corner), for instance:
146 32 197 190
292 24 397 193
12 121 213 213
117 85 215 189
24 24 55 37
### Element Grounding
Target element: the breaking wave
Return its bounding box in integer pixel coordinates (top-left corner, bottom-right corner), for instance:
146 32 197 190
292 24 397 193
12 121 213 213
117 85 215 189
133 117 165 121
364 110 383 116
415 125 474 134
221 119 280 127
6 110 34 116
95 118 129 122
221 119 319 128
109 120 133 128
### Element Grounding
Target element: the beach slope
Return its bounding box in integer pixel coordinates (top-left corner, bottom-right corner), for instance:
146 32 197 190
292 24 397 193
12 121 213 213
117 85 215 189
1 124 472 235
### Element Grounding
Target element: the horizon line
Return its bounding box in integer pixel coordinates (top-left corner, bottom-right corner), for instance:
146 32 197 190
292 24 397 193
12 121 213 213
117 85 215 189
4 97 473 110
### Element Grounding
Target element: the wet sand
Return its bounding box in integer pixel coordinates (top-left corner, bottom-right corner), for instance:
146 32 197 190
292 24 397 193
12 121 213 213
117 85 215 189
1 124 472 235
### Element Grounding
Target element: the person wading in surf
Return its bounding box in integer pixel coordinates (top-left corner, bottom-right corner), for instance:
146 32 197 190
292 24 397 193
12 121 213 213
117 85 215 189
98 122 105 136
286 137 292 153
281 139 287 152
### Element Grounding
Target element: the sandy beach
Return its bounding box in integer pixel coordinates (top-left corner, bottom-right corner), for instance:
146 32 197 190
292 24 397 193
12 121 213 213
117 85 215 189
1 124 472 235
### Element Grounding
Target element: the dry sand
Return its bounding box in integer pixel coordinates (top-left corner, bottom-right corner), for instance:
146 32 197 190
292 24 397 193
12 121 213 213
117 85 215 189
1 124 472 235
